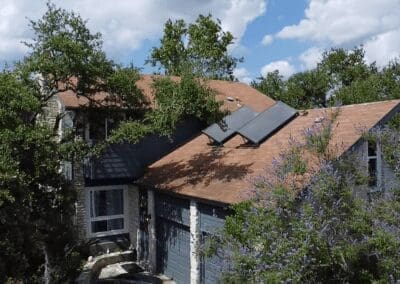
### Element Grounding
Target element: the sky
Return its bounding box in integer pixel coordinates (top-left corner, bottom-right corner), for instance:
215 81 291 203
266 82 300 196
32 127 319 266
1 0 399 84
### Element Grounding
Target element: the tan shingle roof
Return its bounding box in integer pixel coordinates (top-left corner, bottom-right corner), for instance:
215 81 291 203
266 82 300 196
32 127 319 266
142 100 400 204
58 75 275 112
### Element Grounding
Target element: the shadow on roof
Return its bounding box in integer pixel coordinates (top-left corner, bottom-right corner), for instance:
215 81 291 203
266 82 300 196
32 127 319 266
145 147 253 191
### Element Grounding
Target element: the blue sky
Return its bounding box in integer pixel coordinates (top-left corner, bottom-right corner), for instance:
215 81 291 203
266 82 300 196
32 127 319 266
1 0 399 83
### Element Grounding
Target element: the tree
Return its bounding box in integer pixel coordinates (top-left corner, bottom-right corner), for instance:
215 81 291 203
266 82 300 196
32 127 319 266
207 111 400 283
1 4 226 281
252 47 400 109
319 47 376 89
0 3 145 282
252 69 329 109
0 70 82 282
251 70 285 101
20 2 144 112
147 14 242 80
109 69 226 144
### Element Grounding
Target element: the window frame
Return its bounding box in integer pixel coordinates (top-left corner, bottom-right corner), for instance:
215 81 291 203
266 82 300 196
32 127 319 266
85 185 129 238
366 140 382 190
84 113 126 144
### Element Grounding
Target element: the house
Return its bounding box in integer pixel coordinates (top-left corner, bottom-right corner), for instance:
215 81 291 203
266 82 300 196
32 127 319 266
45 74 400 283
140 99 400 283
44 75 273 276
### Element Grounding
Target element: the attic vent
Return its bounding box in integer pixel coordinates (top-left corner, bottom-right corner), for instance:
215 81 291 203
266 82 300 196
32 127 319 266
202 106 258 144
237 101 298 144
314 117 325 123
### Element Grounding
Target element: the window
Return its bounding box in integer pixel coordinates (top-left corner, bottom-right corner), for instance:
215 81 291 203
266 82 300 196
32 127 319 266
86 186 128 237
86 114 125 143
89 118 106 141
367 141 380 188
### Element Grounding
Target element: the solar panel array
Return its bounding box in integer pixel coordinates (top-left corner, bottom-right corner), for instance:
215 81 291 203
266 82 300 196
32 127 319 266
203 101 298 145
237 101 297 144
202 106 258 144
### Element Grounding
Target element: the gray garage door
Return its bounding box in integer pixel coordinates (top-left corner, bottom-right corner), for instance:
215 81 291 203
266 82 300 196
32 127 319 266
156 194 190 284
199 203 227 284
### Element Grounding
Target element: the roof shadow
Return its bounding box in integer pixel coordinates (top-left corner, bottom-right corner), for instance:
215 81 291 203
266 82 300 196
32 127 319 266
144 147 253 191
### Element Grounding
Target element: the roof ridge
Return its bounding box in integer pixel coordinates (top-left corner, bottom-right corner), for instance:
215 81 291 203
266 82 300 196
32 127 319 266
304 99 400 112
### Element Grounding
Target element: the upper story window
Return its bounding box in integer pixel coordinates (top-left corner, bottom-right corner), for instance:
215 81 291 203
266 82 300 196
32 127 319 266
86 112 125 143
367 140 381 188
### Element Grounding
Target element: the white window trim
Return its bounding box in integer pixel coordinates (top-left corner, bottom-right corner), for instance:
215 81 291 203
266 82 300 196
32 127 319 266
366 140 382 190
85 185 129 238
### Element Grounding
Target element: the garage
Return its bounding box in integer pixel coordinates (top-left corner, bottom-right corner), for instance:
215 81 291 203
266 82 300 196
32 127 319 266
155 193 191 284
199 203 227 284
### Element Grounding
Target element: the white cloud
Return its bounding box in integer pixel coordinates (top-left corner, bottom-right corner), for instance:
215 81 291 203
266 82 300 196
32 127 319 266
0 0 267 63
261 60 295 78
298 47 323 70
276 0 400 66
261 34 273 46
364 28 400 66
233 67 252 84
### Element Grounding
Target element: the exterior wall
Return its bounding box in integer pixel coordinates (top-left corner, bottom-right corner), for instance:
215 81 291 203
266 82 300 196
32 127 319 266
151 192 226 284
39 94 61 130
86 119 203 181
350 139 400 199
127 185 140 251
74 162 87 240
382 158 400 193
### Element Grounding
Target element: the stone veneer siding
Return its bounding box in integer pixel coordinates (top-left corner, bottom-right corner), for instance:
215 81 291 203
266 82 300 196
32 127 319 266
74 162 87 240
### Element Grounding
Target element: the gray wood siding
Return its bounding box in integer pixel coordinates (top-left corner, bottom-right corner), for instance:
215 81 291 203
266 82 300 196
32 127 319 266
86 119 203 181
199 203 227 284
156 193 190 226
155 193 191 284
156 218 191 284
199 203 227 234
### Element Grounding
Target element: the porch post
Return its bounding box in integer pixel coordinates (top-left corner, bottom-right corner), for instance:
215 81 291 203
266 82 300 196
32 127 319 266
190 200 201 284
147 189 157 272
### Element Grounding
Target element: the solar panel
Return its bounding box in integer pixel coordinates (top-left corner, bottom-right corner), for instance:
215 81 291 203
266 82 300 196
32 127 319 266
202 106 258 144
237 101 297 144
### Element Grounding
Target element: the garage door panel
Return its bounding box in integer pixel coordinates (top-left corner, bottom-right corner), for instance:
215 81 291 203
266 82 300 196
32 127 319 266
157 218 190 284
156 194 190 226
199 203 227 283
156 193 191 284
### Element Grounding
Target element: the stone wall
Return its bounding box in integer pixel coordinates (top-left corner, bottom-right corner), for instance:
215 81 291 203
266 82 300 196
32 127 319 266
38 94 62 133
74 162 87 240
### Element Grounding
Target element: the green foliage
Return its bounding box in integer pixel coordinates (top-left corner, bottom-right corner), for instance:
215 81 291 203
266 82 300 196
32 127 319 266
148 14 242 80
19 2 142 111
211 111 400 283
0 70 86 282
251 70 284 101
303 109 339 158
109 71 225 144
319 47 376 88
252 47 400 109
